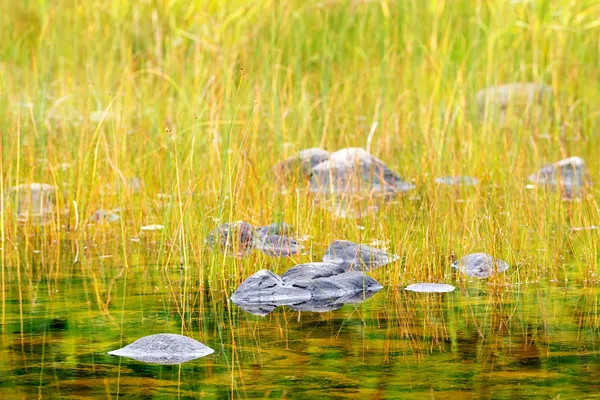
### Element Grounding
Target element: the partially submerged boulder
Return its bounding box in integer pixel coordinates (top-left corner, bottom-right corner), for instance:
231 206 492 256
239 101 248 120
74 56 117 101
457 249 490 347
528 156 590 198
452 253 510 278
405 283 456 293
2 183 58 224
274 148 330 184
107 333 214 365
207 221 256 257
309 148 414 196
476 83 553 125
322 240 399 270
231 267 383 316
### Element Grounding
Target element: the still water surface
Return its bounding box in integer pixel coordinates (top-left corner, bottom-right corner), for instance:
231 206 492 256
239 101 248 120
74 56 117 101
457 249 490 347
1 266 600 399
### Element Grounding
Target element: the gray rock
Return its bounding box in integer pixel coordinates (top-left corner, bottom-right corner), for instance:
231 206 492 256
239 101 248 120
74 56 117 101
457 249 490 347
435 176 479 186
281 262 350 286
274 148 330 184
309 148 414 195
107 333 214 365
231 268 383 317
452 253 510 278
322 240 399 270
256 222 294 237
230 269 311 305
2 183 58 224
476 83 553 125
254 235 302 257
207 221 256 257
405 283 456 293
528 156 590 198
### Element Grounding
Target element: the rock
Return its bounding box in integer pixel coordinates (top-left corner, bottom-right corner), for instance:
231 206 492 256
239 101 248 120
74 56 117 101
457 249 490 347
2 183 58 224
230 269 311 305
107 333 214 365
435 176 479 186
281 262 350 286
231 268 383 316
256 222 294 237
405 283 456 293
452 253 510 278
274 148 330 184
528 156 590 198
476 83 552 125
207 221 256 257
309 148 414 195
254 235 302 257
140 224 163 232
322 240 399 270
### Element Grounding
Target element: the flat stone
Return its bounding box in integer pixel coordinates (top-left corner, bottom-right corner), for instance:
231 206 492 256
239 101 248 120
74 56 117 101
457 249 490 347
274 147 330 184
452 253 510 278
207 221 256 257
528 157 590 198
322 240 399 270
309 148 414 195
107 333 214 365
254 235 302 257
405 283 456 293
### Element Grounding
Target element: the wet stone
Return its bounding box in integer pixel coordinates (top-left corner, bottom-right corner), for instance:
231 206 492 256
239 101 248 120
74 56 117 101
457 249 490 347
528 157 590 198
452 253 510 278
254 235 302 257
274 147 330 184
322 240 399 270
281 262 350 286
207 221 256 257
405 283 456 293
231 268 383 317
309 148 414 196
107 333 214 365
2 183 58 224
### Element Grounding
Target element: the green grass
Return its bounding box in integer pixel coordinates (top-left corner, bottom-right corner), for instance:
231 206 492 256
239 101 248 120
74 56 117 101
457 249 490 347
0 0 599 323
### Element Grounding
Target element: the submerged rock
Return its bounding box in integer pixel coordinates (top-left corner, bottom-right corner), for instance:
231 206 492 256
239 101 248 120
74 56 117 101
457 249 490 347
2 183 58 224
281 262 350 285
231 267 383 317
322 240 399 270
207 221 256 257
452 253 510 278
528 156 590 198
254 235 302 257
107 333 214 365
435 176 479 186
405 283 456 293
309 148 414 196
274 148 330 184
476 83 553 125
256 222 294 237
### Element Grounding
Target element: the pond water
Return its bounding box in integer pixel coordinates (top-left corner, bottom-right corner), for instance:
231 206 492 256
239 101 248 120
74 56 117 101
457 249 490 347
1 261 600 399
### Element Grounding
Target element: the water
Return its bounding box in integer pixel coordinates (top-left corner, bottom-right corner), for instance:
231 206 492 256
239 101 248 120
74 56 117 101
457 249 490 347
1 262 599 399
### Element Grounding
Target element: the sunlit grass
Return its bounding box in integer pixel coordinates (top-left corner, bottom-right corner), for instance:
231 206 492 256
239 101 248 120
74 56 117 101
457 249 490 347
0 0 599 341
